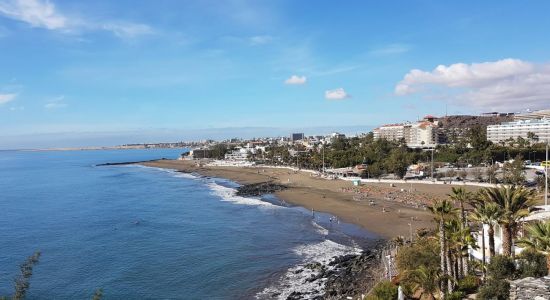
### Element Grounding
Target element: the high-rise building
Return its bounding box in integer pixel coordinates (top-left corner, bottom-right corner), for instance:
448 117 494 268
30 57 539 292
291 133 304 141
487 119 550 143
373 116 438 148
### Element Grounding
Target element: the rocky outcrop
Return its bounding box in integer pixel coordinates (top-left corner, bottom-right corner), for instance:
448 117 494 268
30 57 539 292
278 245 385 300
509 276 550 300
323 250 382 299
236 182 287 196
96 158 167 166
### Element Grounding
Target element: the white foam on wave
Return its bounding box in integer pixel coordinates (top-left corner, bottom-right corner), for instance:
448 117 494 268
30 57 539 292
311 221 329 236
256 240 361 299
129 164 201 180
206 182 280 208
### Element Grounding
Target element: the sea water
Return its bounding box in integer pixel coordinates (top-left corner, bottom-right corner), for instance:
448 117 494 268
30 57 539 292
0 149 377 299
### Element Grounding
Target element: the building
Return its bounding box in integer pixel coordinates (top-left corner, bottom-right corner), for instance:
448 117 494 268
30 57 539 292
291 133 304 141
373 123 406 141
224 147 251 161
179 148 214 160
514 109 550 120
373 116 438 148
486 119 550 144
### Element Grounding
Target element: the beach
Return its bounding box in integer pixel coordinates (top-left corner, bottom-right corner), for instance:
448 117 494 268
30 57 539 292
141 159 486 239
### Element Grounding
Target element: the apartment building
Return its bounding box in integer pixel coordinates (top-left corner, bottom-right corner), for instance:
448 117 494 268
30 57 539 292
487 119 550 143
373 116 438 148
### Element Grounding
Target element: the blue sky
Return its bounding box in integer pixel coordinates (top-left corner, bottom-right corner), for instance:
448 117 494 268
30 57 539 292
1 0 550 148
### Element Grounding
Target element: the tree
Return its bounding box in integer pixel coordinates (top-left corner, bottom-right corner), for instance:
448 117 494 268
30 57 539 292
516 249 548 278
366 281 398 300
448 187 473 276
470 201 502 262
502 155 525 185
385 148 410 179
405 265 444 300
517 220 550 271
479 186 536 257
396 237 440 273
485 165 498 184
429 199 458 297
468 125 490 151
527 131 539 145
367 162 384 179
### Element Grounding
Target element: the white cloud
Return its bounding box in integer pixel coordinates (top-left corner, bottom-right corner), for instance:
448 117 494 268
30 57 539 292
0 0 153 38
0 93 16 105
249 35 272 46
9 105 24 111
100 22 154 38
325 88 350 100
369 44 411 55
44 95 66 109
0 0 66 29
284 75 307 85
395 58 550 111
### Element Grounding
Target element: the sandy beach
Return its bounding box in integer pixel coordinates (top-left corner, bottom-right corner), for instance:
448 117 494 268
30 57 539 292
141 159 486 239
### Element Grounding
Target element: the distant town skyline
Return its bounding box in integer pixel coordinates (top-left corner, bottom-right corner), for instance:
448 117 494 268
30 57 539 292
2 0 550 148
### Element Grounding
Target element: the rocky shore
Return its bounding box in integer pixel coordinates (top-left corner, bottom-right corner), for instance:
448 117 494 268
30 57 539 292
236 182 288 197
287 247 384 300
259 241 386 300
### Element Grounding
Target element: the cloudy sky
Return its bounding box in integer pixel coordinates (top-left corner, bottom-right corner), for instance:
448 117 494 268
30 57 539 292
1 0 550 148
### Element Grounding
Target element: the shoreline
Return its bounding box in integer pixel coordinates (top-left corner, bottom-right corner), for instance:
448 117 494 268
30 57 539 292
132 159 477 239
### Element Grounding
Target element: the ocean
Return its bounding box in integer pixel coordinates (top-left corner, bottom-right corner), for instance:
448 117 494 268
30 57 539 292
0 149 377 299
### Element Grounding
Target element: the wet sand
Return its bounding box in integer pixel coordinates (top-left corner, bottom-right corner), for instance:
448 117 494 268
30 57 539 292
140 159 485 239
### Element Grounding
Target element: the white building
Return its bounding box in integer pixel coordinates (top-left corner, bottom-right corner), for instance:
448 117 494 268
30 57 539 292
514 109 550 121
470 206 550 263
373 118 438 148
486 119 550 144
373 123 406 141
224 147 253 161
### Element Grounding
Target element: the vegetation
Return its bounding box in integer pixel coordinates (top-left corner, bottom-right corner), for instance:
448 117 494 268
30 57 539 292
477 255 515 300
516 249 548 278
478 186 535 257
365 280 398 300
390 184 542 299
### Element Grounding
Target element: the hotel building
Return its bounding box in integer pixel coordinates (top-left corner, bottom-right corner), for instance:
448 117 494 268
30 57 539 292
486 119 550 143
373 116 438 148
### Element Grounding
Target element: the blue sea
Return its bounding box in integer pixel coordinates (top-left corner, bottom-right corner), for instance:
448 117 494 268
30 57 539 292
0 149 377 299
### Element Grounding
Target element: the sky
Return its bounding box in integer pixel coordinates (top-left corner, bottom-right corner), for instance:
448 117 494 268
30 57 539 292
1 0 550 149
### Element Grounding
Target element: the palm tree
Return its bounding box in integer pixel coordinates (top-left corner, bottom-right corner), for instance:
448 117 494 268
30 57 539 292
405 265 444 300
517 220 550 270
479 186 535 257
470 201 503 261
448 187 472 275
429 199 458 297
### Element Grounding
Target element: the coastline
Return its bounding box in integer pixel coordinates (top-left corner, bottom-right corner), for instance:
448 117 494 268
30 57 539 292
135 159 478 239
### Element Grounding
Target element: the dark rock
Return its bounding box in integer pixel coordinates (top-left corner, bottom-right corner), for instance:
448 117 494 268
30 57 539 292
236 182 287 197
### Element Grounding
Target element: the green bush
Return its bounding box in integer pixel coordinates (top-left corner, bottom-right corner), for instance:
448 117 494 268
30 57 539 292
366 280 398 300
458 275 480 294
517 249 548 278
396 237 440 274
487 255 516 280
477 279 510 300
446 291 465 300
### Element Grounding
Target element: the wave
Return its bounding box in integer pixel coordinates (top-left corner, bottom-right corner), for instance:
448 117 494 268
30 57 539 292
311 221 329 236
256 240 361 300
206 181 281 208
